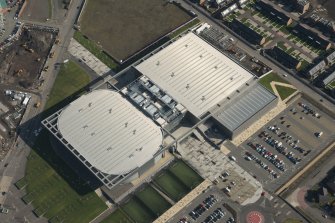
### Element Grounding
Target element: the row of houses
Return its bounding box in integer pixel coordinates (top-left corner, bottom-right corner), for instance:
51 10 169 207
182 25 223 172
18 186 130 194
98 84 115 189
229 19 266 45
306 51 335 80
254 1 331 50
266 46 302 70
293 0 310 14
219 0 249 17
290 24 332 50
255 0 293 26
305 14 335 35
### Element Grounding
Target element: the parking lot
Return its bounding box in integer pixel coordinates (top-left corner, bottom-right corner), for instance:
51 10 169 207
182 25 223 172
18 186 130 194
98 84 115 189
167 188 237 223
229 97 335 192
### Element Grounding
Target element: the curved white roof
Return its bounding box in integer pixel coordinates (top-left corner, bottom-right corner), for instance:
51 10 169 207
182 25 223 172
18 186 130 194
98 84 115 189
57 89 162 175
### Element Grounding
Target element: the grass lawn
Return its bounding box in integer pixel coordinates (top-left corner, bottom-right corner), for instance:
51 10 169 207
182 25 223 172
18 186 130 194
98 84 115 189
275 85 297 100
259 72 288 92
45 60 91 111
135 186 171 216
277 41 287 51
101 209 133 223
73 31 118 70
154 171 189 202
169 160 203 189
329 80 335 88
168 18 200 39
122 198 155 223
22 60 107 222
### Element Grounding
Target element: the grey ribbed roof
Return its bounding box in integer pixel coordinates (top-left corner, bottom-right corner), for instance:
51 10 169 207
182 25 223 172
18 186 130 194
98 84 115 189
135 32 253 117
57 89 162 175
213 84 276 131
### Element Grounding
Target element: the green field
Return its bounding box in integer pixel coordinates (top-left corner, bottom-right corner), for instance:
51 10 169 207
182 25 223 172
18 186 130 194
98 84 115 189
154 171 189 202
135 186 171 216
122 198 155 223
73 31 119 70
259 72 288 92
276 85 297 100
169 160 203 189
168 18 200 39
45 60 91 111
101 209 133 223
21 61 107 222
259 73 297 100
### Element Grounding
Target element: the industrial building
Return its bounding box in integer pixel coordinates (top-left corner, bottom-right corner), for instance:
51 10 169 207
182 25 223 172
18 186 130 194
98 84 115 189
255 0 293 26
290 24 332 50
42 90 164 189
211 82 277 139
229 19 265 45
135 32 254 118
266 46 302 70
43 31 278 188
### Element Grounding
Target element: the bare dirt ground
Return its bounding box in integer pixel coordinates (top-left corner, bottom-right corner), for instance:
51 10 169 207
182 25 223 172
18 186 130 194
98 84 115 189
20 0 50 22
78 0 193 61
0 27 55 89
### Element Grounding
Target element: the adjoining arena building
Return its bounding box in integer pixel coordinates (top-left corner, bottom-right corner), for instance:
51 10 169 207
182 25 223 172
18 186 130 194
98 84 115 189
42 90 163 189
43 31 277 189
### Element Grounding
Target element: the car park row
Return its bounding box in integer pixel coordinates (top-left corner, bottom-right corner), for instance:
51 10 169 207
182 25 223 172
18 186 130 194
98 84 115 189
184 194 235 223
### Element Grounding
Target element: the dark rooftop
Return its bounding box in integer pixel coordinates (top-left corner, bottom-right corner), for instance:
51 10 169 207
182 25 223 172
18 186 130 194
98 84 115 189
230 19 265 45
266 46 301 69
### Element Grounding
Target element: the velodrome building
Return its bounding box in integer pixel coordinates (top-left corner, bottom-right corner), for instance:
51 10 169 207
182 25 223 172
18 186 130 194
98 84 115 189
43 32 277 189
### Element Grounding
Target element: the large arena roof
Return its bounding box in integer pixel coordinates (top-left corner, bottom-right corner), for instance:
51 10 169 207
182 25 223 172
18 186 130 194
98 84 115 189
57 89 163 175
213 83 277 132
135 32 253 117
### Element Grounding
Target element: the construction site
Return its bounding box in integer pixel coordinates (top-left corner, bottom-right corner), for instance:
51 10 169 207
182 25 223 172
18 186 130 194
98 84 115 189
0 25 57 160
0 25 57 89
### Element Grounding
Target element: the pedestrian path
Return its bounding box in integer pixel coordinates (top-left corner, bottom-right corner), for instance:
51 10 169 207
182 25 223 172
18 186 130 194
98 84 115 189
68 38 110 76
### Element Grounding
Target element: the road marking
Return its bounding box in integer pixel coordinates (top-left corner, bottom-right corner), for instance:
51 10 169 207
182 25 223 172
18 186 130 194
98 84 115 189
286 211 291 215
280 203 285 208
274 203 278 208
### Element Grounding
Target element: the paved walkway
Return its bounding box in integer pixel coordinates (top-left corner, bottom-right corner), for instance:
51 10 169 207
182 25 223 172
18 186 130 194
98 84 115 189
68 38 110 76
153 180 212 223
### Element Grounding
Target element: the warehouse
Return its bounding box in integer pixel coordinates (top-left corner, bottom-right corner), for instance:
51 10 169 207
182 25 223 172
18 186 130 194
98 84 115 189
211 82 277 139
135 32 253 118
42 89 163 189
